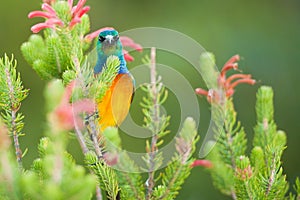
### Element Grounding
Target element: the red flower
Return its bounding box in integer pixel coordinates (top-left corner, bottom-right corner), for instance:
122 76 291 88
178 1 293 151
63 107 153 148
191 159 213 168
50 81 95 131
196 54 255 103
28 0 90 33
68 0 90 28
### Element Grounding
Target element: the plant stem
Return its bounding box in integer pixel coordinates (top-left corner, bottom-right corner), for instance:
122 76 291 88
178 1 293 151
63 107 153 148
266 152 276 196
4 66 23 169
86 116 103 159
11 110 23 169
96 185 103 200
231 188 237 200
146 47 159 200
74 128 89 154
73 56 103 199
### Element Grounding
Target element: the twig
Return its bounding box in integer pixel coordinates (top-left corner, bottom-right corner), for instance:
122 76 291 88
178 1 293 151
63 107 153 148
73 56 103 199
5 67 23 169
71 57 90 155
96 185 103 200
74 128 89 154
86 115 103 159
146 47 159 200
11 110 23 169
231 188 237 200
266 152 276 196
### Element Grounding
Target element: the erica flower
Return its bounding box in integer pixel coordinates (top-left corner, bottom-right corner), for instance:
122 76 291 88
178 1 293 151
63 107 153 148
196 54 256 103
28 0 90 33
191 159 213 168
85 27 143 62
50 81 95 131
68 0 90 28
28 1 142 62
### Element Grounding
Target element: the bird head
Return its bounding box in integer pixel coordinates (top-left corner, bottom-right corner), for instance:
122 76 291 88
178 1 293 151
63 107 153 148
97 29 122 56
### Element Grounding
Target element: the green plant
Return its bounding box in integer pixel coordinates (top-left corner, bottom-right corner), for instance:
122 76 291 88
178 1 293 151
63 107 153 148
195 52 299 199
0 0 299 199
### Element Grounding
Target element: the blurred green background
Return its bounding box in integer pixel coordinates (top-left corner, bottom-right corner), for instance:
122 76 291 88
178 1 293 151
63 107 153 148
1 0 300 199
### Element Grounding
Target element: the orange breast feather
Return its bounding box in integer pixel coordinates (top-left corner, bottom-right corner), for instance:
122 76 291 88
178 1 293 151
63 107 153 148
98 73 134 130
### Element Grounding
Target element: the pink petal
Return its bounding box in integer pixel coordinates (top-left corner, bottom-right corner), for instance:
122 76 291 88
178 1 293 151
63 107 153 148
54 105 75 130
225 74 251 86
43 0 56 4
47 18 64 27
195 88 209 96
31 22 54 33
77 6 90 18
221 54 240 77
60 81 75 105
123 50 134 62
84 27 115 41
224 54 240 68
69 17 81 28
28 11 53 19
68 0 73 10
42 3 57 16
72 99 95 114
71 0 86 16
120 36 142 52
229 78 256 89
191 159 213 168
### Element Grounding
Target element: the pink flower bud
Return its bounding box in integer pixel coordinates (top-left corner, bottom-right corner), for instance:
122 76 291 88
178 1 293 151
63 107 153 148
191 160 213 168
28 11 53 19
31 23 54 33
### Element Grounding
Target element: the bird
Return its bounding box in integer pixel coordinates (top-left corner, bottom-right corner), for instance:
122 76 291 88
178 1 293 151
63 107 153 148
94 29 135 131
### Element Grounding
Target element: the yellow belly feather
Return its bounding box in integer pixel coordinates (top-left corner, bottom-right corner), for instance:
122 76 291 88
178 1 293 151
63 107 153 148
98 73 134 130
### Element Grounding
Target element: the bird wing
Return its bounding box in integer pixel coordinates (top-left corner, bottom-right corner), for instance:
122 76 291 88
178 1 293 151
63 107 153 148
98 73 134 130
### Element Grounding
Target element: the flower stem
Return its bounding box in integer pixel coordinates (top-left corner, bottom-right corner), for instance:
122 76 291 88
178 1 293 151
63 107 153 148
146 47 159 200
74 128 89 154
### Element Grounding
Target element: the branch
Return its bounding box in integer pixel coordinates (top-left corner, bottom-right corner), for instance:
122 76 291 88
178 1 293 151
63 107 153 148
265 152 276 196
5 67 23 168
72 56 103 200
146 47 159 200
11 109 23 169
0 55 28 169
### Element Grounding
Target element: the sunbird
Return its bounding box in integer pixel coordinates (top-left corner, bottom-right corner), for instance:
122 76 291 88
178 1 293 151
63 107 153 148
94 29 135 130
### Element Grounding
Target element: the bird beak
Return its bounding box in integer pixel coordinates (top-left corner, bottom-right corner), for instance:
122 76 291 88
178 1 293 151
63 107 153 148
105 35 114 44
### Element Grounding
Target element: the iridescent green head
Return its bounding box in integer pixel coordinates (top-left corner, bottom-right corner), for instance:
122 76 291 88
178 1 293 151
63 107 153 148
94 29 128 74
97 29 122 56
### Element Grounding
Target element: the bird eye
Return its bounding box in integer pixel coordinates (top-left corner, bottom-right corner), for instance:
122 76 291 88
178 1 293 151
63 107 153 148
99 36 105 42
113 35 120 41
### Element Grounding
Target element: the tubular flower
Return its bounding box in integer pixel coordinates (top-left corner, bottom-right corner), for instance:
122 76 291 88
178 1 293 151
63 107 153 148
50 81 95 131
28 0 142 62
191 159 213 168
85 27 143 62
195 54 256 103
28 0 90 33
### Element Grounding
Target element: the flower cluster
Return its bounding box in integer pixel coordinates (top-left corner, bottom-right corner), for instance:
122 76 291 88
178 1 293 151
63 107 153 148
195 55 256 103
28 0 142 62
28 0 90 33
